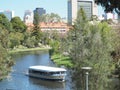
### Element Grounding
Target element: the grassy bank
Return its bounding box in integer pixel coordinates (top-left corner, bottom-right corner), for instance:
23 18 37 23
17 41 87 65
9 47 73 68
51 54 73 68
9 47 51 53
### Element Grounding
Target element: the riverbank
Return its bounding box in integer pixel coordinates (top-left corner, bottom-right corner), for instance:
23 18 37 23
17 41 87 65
9 47 51 54
0 47 51 80
9 47 73 68
51 54 73 68
0 47 50 81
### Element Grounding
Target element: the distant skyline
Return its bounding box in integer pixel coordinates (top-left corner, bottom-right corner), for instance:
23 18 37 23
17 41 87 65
0 0 67 20
0 0 107 20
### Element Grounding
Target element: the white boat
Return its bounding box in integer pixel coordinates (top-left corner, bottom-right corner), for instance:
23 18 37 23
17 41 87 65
28 65 67 81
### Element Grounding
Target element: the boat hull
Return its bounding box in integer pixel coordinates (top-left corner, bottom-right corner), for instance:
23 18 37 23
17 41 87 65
29 73 66 81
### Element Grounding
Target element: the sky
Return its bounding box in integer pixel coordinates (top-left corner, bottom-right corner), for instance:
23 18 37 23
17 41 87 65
0 0 108 21
0 0 67 20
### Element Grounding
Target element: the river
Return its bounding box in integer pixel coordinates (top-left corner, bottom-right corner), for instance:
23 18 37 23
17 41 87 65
0 51 73 90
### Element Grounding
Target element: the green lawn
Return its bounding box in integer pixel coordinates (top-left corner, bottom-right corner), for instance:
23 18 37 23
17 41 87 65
51 54 73 68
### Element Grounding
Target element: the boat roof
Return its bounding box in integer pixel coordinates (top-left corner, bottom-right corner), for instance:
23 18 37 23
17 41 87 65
29 65 67 72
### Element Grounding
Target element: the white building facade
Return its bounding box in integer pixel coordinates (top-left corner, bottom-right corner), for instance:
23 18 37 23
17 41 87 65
68 0 98 24
24 10 34 24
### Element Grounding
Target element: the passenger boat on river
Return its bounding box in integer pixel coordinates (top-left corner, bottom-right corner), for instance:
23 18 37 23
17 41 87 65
28 65 67 81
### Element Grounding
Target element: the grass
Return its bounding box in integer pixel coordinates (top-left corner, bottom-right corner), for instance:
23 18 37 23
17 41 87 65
8 47 51 53
51 54 73 68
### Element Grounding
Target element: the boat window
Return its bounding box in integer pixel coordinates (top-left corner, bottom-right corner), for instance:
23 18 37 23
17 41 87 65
49 72 66 74
29 70 52 75
61 71 65 74
29 69 66 75
49 72 60 74
29 70 42 74
30 70 40 74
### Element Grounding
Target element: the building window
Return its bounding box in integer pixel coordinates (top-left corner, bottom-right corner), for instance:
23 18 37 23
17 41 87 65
77 1 92 19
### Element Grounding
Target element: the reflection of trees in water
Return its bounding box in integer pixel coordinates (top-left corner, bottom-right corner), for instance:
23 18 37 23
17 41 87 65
11 50 48 58
29 77 65 89
72 73 120 90
111 78 120 90
102 77 120 90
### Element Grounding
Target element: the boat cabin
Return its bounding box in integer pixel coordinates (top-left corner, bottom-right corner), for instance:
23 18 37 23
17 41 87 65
28 65 67 81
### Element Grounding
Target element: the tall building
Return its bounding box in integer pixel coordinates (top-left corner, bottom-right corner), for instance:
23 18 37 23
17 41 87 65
68 0 98 24
34 8 46 16
68 0 77 24
24 10 34 24
0 10 14 21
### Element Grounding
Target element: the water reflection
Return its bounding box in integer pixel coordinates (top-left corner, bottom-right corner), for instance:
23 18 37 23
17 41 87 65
29 77 65 89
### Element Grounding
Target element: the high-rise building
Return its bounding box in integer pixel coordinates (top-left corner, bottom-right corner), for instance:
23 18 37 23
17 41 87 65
24 10 34 24
68 0 98 24
0 10 14 21
34 8 46 16
68 0 77 24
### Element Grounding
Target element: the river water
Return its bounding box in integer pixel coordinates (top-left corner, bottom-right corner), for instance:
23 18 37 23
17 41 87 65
0 51 73 90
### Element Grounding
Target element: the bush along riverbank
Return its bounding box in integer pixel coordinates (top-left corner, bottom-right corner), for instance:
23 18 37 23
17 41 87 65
51 54 73 68
0 56 14 81
8 46 51 53
9 46 51 54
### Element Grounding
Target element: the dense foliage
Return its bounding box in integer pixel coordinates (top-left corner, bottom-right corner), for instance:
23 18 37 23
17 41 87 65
0 14 12 32
0 27 14 80
67 9 116 90
111 25 120 79
11 17 27 33
95 0 120 14
34 13 61 23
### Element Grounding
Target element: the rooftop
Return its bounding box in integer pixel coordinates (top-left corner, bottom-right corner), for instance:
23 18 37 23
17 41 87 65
29 65 67 72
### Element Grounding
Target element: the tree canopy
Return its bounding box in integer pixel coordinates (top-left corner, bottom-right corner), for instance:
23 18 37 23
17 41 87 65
95 0 120 14
67 8 116 90
34 13 61 23
33 12 40 25
0 14 12 32
0 28 14 80
11 17 27 33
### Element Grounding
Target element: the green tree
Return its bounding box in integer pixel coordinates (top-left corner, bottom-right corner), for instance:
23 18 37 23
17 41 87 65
39 14 46 22
95 0 120 13
0 28 14 80
41 32 50 45
68 9 115 90
111 26 120 78
39 13 61 23
32 12 43 46
11 17 27 33
0 28 9 48
9 32 24 48
33 12 40 25
0 14 12 32
25 36 37 48
49 13 61 22
32 24 43 46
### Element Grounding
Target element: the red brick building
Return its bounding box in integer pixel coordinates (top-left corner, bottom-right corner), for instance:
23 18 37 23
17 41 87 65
25 22 70 34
